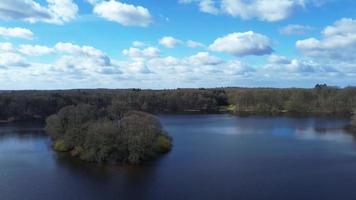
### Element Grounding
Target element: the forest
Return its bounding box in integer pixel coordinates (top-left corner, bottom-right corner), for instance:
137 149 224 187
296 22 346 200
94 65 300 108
0 84 356 122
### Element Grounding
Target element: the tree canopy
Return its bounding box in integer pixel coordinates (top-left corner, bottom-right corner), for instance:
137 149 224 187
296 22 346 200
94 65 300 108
45 105 172 164
1 86 356 122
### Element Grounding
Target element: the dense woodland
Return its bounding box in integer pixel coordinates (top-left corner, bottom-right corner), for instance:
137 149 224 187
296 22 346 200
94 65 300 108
1 84 356 122
226 85 356 115
45 105 172 164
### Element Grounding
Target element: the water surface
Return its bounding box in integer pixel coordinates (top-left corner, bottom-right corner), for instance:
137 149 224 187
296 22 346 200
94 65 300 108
1 115 356 200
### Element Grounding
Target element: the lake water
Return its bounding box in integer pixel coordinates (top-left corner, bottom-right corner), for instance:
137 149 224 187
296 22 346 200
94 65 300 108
1 115 356 200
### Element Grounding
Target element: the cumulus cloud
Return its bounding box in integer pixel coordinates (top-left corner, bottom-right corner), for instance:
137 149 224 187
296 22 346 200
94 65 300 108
159 36 182 48
0 42 53 57
265 55 338 74
93 0 152 27
51 42 122 76
223 60 255 75
143 51 254 77
122 47 160 59
296 18 356 61
0 27 34 39
179 0 220 14
180 0 308 21
188 52 223 66
0 52 29 68
268 55 291 65
0 39 351 88
279 24 312 35
126 60 152 74
209 31 273 56
0 0 78 24
0 42 14 52
55 42 106 58
18 45 53 56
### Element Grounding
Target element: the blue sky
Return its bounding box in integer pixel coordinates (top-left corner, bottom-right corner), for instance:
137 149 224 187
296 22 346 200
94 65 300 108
0 0 356 89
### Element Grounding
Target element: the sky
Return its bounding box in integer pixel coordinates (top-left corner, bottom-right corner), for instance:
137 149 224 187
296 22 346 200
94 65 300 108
0 0 356 89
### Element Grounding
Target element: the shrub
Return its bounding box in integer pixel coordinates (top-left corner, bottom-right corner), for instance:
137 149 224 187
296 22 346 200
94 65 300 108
153 134 172 153
53 139 70 152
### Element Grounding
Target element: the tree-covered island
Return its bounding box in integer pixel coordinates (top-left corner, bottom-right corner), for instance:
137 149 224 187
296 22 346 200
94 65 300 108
45 104 172 164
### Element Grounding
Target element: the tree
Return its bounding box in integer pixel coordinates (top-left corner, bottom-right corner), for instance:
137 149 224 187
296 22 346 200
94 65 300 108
352 110 356 127
120 111 167 164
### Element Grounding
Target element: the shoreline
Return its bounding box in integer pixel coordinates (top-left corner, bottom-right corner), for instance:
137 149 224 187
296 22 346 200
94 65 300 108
0 111 351 124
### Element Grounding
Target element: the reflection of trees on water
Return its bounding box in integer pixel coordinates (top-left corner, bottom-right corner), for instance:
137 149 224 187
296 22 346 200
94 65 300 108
291 117 356 143
0 121 45 141
53 149 163 199
234 116 355 143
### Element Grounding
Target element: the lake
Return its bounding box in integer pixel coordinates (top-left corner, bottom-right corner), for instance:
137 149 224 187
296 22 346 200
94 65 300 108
1 114 356 200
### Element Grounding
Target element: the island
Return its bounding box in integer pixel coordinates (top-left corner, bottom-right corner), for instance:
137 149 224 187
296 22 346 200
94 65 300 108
45 104 172 164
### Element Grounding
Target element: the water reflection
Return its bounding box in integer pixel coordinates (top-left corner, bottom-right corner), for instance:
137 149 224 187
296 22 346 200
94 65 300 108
165 114 354 144
1 115 356 200
295 127 354 143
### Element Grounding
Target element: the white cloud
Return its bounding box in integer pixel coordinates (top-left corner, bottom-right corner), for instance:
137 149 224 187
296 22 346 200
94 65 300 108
53 54 120 75
52 42 121 76
279 24 312 35
144 51 254 77
179 0 220 14
159 36 182 48
47 0 78 23
265 55 338 74
178 0 220 15
0 40 351 89
0 42 14 52
268 55 292 65
93 0 152 27
223 60 254 75
55 42 106 58
0 42 52 57
188 52 222 66
209 31 273 56
122 47 160 59
180 0 308 22
0 0 78 24
222 0 306 21
199 0 220 15
296 18 356 61
126 60 152 74
18 45 54 56
186 40 205 48
0 52 29 68
0 27 34 39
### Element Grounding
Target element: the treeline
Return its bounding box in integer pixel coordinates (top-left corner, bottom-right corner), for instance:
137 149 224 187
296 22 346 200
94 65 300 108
1 85 356 121
226 84 356 115
0 89 227 121
45 104 172 164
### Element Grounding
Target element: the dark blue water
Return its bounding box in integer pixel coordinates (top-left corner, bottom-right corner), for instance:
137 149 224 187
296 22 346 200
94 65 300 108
1 115 356 200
